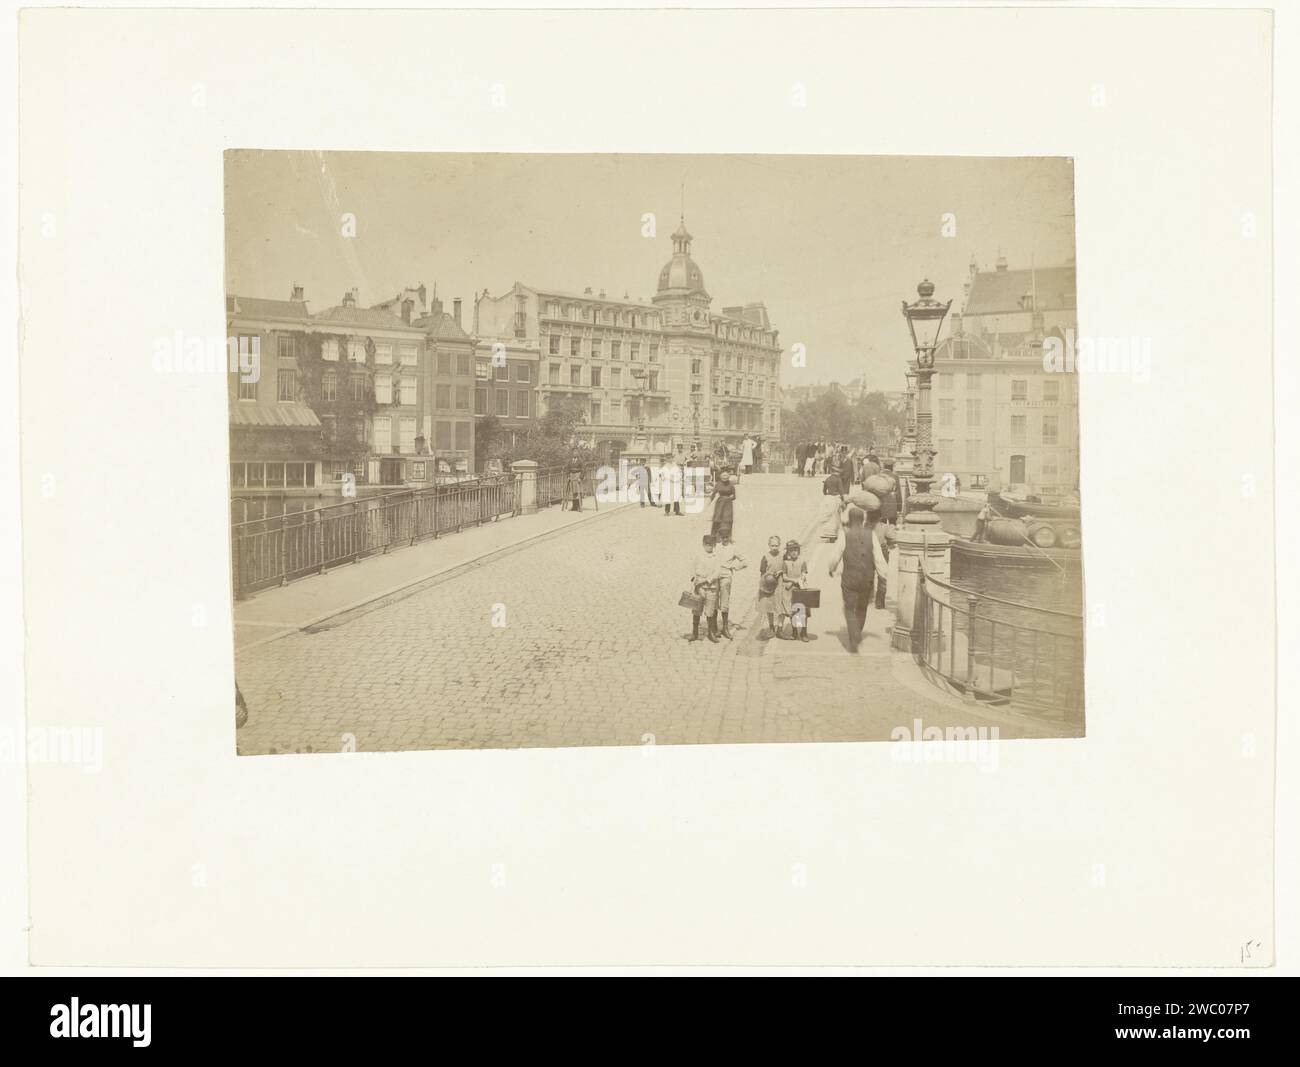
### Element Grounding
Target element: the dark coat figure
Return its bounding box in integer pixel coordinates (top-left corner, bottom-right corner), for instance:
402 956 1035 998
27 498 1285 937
710 475 736 542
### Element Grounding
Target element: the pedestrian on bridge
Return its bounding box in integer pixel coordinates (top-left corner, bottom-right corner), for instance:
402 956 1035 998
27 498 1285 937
709 470 736 543
829 505 890 653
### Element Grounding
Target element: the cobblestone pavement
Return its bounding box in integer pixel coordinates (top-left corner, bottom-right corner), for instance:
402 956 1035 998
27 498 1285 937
235 474 1064 754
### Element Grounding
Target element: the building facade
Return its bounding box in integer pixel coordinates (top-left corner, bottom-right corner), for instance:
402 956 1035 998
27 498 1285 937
412 293 477 479
474 219 782 465
311 290 430 487
470 335 540 457
226 291 325 504
929 256 1080 495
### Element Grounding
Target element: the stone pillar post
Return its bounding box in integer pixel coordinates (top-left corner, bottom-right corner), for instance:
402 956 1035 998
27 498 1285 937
891 527 952 652
512 459 538 516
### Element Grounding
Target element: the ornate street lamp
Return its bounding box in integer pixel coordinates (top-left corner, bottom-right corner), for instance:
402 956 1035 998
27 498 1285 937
900 279 951 526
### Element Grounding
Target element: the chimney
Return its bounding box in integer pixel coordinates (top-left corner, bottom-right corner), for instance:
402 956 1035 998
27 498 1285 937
401 298 413 324
417 283 427 310
342 289 357 308
996 254 1008 272
453 298 462 327
584 287 593 295
290 284 304 302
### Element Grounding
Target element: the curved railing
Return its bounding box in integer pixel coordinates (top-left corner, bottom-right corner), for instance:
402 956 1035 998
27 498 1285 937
231 467 569 597
914 566 1084 721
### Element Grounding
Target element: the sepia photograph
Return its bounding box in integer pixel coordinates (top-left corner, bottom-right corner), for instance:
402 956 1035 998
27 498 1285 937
13 2 1281 985
226 151 1085 754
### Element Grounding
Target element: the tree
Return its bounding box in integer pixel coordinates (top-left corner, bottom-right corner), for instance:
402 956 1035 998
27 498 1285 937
516 395 589 469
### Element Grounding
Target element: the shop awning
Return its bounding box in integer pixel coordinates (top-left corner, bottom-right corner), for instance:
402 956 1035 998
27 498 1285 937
230 404 322 429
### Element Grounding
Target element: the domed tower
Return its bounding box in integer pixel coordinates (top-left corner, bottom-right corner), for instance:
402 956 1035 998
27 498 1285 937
653 219 712 330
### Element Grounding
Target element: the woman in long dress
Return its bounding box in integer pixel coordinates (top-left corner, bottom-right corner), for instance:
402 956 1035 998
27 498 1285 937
709 471 736 542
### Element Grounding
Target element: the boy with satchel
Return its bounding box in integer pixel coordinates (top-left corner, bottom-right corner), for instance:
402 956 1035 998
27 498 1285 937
688 534 722 643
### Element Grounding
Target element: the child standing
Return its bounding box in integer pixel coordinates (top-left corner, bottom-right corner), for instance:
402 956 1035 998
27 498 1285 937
689 534 722 643
780 539 809 641
756 535 784 639
715 536 747 640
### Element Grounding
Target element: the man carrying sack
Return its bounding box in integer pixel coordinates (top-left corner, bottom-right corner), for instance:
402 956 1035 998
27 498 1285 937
829 505 890 654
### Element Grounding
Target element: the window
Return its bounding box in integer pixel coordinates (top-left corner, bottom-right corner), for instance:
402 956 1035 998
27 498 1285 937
475 358 491 380
454 385 469 410
1042 415 1059 445
396 373 413 406
549 363 560 385
277 369 296 402
515 364 531 383
495 362 509 381
1042 455 1059 477
1042 379 1060 403
570 365 582 386
456 354 471 376
412 462 425 480
723 377 732 396
629 343 639 361
238 378 257 401
548 335 561 355
375 375 392 404
711 376 719 394
571 338 582 358
966 399 981 427
610 368 621 388
454 422 471 451
475 388 487 415
515 391 530 418
649 345 659 362
1010 414 1027 444
1011 379 1028 401
435 421 451 450
400 343 419 364
374 417 392 454
437 352 452 375
321 338 340 362
966 440 981 466
348 340 366 363
496 390 510 416
436 384 451 409
591 400 602 424
322 370 337 402
590 338 602 359
966 372 981 391
648 372 659 391
938 398 954 427
547 302 560 318
265 462 285 488
691 359 701 376
277 335 296 360
351 375 364 402
400 417 416 454
245 462 264 487
230 463 246 487
937 372 953 390
590 367 602 387
611 341 621 360
374 342 393 365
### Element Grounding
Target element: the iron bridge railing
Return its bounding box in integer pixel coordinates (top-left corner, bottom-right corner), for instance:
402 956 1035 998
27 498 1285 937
231 468 570 598
914 565 1084 722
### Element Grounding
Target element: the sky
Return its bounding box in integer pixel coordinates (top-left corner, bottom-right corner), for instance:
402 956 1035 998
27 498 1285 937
225 152 1076 392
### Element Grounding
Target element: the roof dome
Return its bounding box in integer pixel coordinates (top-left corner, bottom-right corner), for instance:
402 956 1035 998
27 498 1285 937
657 220 707 294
